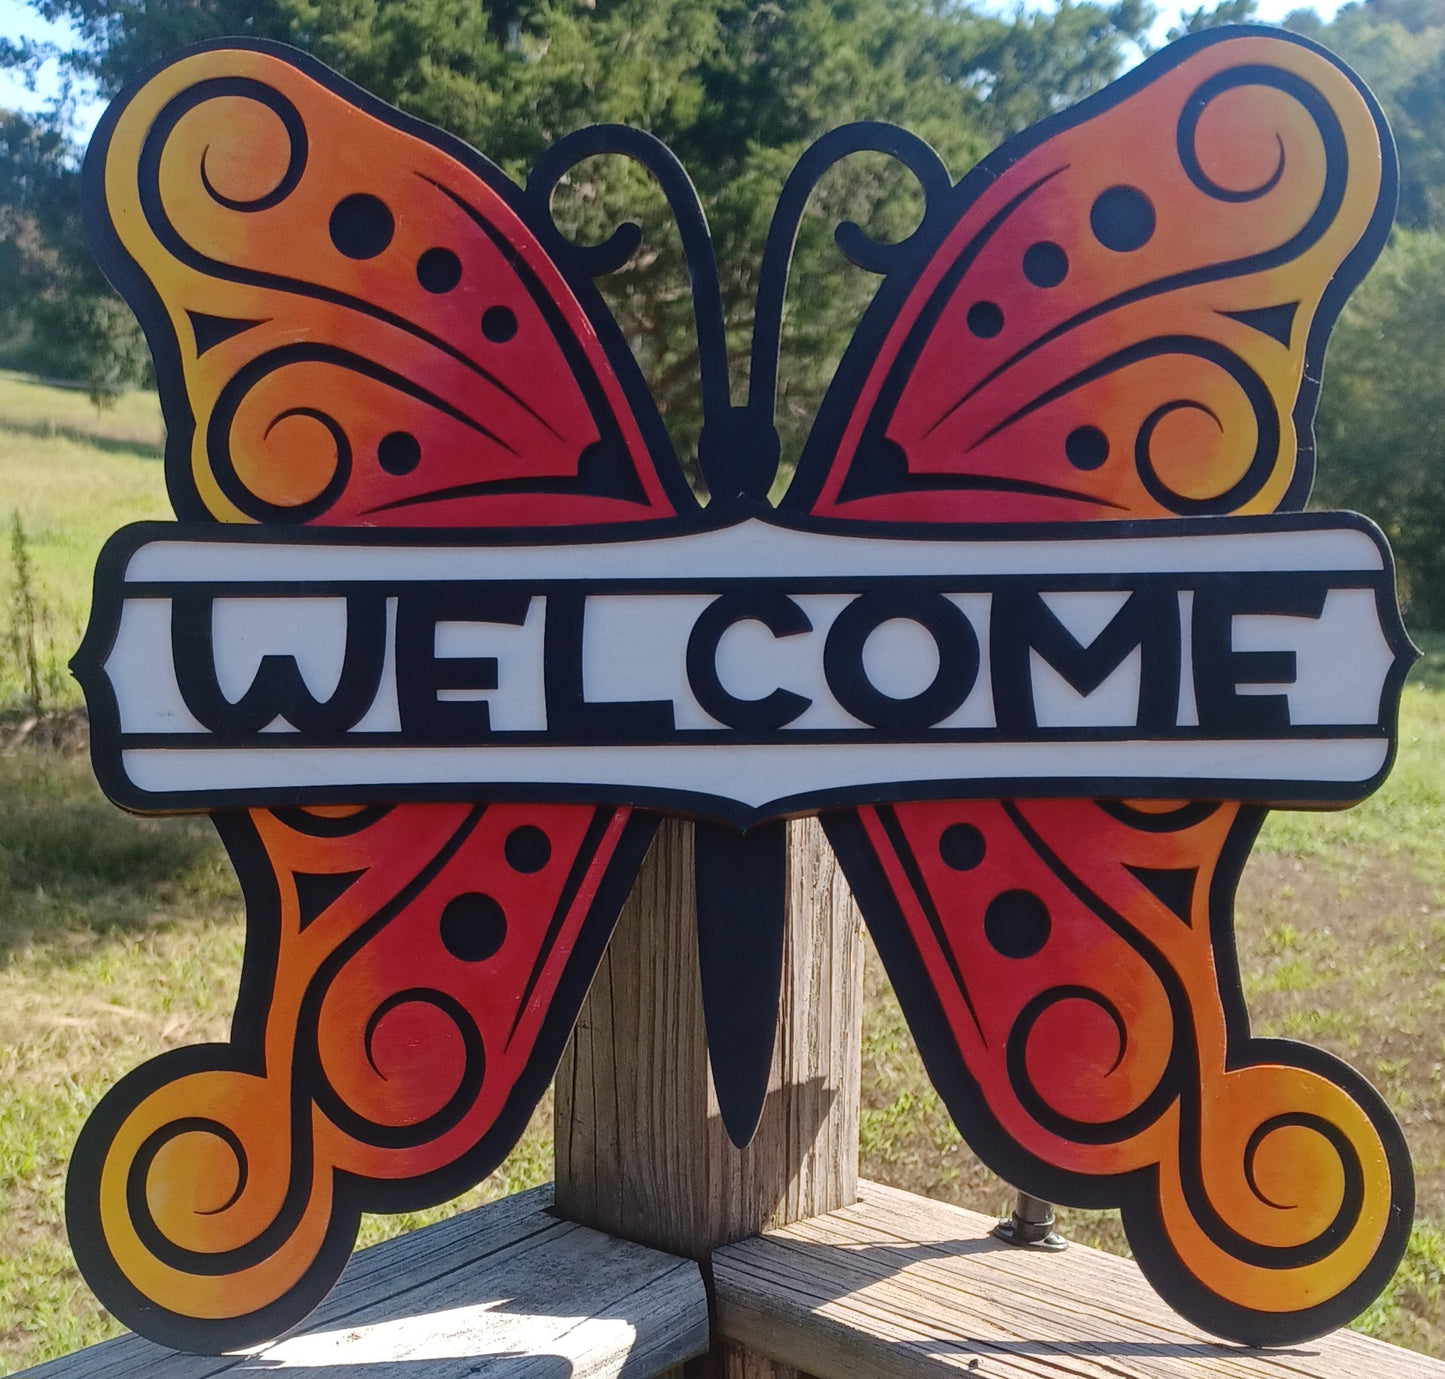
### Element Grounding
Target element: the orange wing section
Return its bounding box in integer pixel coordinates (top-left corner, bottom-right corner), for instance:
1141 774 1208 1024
89 44 680 526
801 31 1392 522
69 42 674 1353
70 802 651 1342
807 32 1411 1344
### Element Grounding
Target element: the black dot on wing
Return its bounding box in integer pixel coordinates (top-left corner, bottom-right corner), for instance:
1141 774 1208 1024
505 825 552 873
417 247 462 293
440 892 508 962
378 431 421 475
984 890 1051 959
1065 425 1109 471
966 301 1004 338
1090 186 1155 253
329 193 395 259
939 823 986 871
481 306 518 342
1023 241 1068 287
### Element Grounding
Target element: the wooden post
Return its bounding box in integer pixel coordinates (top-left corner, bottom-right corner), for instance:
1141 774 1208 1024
555 814 864 1376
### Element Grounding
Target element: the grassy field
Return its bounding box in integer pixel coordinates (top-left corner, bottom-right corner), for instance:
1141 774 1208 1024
0 373 169 714
0 374 1442 1371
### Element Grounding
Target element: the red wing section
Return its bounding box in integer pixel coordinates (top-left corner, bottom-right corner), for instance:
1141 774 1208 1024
68 42 675 1353
68 801 655 1351
793 31 1391 524
805 31 1412 1345
824 799 1410 1343
86 42 687 527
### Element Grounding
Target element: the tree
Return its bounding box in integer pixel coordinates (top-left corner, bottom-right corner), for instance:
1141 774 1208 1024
1311 229 1445 625
0 106 148 394
1285 0 1445 231
1270 2 1445 622
3 0 1151 467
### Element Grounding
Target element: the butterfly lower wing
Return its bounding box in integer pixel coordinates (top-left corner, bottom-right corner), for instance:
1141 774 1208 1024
825 799 1411 1344
798 30 1412 1343
66 802 657 1351
68 43 681 1352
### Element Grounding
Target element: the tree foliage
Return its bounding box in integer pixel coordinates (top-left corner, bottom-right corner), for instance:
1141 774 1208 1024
0 106 149 393
1312 229 1445 625
1286 0 1445 231
2 0 1149 463
9 0 1445 615
1272 1 1445 622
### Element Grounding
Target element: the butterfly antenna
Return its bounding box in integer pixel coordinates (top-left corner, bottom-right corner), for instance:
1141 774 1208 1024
693 818 788 1148
526 126 766 506
750 124 951 494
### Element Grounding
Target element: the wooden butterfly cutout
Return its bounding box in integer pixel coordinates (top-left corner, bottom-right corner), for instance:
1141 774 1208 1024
69 28 1414 1353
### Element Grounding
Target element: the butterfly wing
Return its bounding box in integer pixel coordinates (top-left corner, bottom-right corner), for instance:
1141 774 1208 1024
67 43 674 1352
86 41 692 527
799 29 1413 1344
789 28 1392 524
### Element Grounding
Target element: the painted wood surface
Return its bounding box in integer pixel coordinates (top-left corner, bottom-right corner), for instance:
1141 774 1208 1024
64 28 1416 1351
713 1180 1445 1379
22 1186 708 1379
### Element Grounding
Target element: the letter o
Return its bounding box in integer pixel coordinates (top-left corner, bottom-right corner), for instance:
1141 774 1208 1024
823 590 978 731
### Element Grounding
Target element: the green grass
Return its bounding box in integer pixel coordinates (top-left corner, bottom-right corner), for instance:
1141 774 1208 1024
0 752 551 1375
0 374 169 713
1 375 1443 1369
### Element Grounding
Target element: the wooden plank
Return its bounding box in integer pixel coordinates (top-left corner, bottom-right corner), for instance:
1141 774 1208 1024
555 815 864 1379
23 1185 708 1379
556 815 864 1258
712 1180 1445 1379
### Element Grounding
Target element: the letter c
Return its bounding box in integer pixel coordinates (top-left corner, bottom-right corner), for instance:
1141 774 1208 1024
686 591 813 731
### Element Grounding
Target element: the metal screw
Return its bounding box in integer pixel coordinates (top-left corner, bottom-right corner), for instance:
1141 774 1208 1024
991 1189 1067 1251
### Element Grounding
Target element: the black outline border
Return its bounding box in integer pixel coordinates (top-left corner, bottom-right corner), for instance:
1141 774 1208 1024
778 24 1399 519
80 36 700 525
64 23 1415 1354
75 509 1416 826
64 807 659 1354
822 802 1415 1346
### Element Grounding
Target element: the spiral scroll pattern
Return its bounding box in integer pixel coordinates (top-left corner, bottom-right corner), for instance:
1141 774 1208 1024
91 45 681 528
808 30 1409 1345
70 42 680 1351
837 785 1411 1345
69 26 1411 1354
799 31 1393 525
66 788 647 1350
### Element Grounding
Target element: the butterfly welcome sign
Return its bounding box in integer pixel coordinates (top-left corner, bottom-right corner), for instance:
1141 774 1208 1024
68 26 1417 1355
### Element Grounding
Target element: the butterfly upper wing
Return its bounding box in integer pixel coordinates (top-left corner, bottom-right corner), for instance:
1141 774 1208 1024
790 28 1393 524
801 30 1412 1344
86 41 690 527
68 43 676 1352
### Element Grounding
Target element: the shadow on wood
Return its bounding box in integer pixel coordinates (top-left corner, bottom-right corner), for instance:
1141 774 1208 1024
713 1182 1445 1379
22 1187 708 1379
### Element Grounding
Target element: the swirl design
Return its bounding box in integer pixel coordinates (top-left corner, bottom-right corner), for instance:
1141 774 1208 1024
836 788 1411 1344
72 42 681 1351
1006 984 1180 1144
806 30 1409 1346
93 46 682 527
798 33 1392 523
66 799 649 1349
68 27 1410 1354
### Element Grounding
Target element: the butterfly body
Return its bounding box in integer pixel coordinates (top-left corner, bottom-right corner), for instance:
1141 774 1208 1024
70 28 1413 1353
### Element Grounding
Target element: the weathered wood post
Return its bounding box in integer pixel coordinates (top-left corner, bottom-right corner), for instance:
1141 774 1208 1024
556 815 864 1376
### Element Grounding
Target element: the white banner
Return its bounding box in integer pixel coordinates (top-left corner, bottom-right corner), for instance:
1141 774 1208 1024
75 513 1414 823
